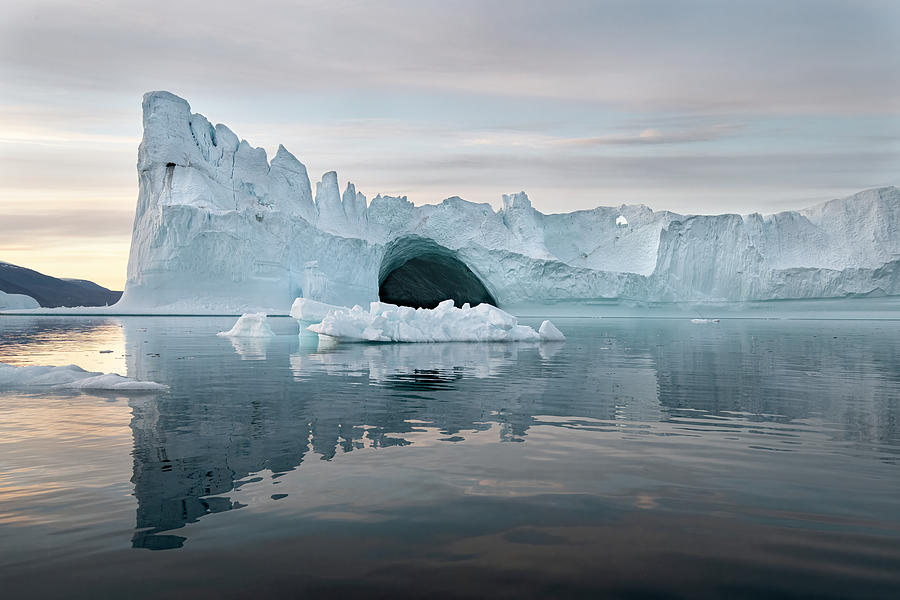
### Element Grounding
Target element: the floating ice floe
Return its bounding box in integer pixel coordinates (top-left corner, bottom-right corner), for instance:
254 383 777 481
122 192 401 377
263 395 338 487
217 313 276 337
306 299 564 343
0 362 168 391
690 318 721 323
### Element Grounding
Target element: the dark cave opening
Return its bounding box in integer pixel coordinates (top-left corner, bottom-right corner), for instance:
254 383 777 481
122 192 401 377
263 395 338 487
378 237 496 309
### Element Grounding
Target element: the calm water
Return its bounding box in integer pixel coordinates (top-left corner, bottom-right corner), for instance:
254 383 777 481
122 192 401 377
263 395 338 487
0 315 898 599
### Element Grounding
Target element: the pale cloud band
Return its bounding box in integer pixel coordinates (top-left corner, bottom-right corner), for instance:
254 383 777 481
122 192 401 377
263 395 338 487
0 0 897 288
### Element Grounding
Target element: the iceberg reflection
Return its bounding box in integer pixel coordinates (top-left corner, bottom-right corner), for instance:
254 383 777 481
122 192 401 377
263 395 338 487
115 317 900 550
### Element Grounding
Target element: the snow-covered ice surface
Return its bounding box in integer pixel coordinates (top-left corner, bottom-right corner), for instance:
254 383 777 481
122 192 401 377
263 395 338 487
308 300 543 343
0 290 39 310
0 362 167 391
73 90 900 314
217 313 275 337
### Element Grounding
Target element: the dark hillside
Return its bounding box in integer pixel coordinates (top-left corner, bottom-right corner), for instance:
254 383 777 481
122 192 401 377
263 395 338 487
0 262 122 307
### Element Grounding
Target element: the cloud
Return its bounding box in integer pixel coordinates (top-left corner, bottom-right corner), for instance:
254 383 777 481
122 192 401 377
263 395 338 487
332 148 897 214
2 0 898 113
0 209 134 242
383 150 894 186
558 124 743 147
0 0 897 285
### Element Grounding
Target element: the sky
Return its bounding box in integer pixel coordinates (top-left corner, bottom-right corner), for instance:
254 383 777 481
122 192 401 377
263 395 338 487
1 0 898 289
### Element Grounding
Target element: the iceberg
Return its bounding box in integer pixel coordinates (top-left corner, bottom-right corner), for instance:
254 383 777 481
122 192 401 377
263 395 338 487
0 362 167 391
308 300 542 343
0 290 39 310
111 91 900 314
539 320 566 341
217 313 276 337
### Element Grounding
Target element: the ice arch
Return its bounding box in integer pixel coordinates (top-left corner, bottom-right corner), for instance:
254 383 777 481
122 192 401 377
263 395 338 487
378 236 497 309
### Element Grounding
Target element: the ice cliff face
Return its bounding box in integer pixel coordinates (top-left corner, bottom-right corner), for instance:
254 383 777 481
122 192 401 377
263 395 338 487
0 290 39 310
118 91 900 313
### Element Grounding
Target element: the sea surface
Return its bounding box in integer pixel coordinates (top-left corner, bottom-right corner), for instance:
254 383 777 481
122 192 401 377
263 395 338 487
0 315 898 599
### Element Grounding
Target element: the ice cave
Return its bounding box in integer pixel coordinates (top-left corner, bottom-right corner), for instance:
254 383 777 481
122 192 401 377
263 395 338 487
377 237 497 309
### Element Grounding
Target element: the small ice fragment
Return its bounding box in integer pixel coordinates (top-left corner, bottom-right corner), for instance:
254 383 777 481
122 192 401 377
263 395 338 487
539 320 566 341
690 318 720 323
217 313 275 337
616 215 628 226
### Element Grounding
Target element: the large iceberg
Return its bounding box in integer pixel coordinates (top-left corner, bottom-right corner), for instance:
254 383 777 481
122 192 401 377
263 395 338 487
114 91 900 314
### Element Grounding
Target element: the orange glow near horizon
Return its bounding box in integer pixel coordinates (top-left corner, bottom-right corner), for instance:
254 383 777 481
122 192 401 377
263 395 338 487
0 186 135 290
0 240 130 291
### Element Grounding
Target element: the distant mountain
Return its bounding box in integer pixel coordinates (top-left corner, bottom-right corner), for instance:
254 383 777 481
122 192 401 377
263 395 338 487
0 262 122 308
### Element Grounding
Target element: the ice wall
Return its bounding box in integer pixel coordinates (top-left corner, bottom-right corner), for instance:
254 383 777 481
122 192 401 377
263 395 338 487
0 290 40 310
117 91 900 313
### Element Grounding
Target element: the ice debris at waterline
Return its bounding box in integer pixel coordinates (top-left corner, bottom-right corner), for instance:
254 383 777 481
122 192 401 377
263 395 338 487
0 363 168 391
305 299 564 343
109 90 900 314
217 313 276 337
690 318 721 324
